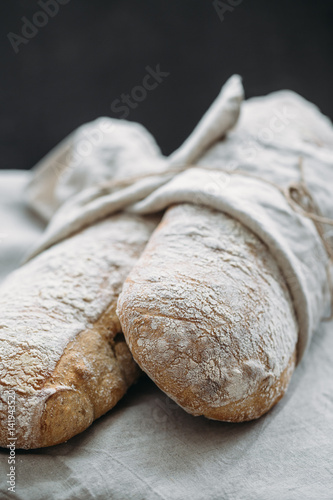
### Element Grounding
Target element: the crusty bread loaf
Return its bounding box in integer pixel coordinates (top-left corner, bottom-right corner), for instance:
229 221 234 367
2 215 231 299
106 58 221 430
0 213 158 449
118 203 299 421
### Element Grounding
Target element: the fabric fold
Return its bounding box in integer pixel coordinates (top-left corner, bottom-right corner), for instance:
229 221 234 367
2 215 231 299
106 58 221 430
24 75 333 361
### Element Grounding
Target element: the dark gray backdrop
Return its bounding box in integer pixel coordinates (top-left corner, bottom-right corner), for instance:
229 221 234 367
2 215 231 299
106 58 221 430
1 0 333 170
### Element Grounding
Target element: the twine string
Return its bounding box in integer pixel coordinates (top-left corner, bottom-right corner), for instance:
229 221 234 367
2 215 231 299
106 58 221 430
284 158 333 320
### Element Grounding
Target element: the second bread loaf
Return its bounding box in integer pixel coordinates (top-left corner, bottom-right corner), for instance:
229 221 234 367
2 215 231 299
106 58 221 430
118 203 298 422
0 213 158 449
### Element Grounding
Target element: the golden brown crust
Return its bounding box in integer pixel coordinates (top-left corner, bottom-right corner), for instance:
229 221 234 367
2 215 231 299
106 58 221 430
164 348 296 422
0 213 158 449
38 307 140 448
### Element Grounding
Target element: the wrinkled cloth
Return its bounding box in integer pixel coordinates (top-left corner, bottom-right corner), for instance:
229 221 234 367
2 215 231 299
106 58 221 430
25 75 333 361
0 171 332 499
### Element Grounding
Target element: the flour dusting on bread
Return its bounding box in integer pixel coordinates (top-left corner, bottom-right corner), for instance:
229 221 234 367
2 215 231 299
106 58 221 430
118 203 298 421
0 213 158 448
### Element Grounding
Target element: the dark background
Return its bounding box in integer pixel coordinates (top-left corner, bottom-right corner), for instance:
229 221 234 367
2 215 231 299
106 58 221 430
1 0 333 171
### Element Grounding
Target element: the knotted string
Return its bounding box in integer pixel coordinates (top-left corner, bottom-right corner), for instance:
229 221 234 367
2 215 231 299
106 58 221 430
285 158 333 320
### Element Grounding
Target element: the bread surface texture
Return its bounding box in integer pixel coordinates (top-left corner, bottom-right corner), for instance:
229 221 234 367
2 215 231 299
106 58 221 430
0 213 158 449
118 203 298 421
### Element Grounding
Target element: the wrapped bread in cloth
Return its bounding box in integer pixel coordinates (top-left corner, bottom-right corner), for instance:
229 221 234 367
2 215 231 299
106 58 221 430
1 76 332 449
117 77 333 421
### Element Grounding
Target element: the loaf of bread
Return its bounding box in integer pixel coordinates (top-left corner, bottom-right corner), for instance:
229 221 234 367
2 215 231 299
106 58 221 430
118 203 299 421
0 213 158 449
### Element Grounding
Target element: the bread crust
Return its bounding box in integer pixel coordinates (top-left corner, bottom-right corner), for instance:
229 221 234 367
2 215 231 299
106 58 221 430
0 213 158 449
118 203 299 421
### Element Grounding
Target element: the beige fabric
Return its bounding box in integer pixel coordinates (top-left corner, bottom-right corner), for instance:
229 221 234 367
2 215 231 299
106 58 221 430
0 175 332 499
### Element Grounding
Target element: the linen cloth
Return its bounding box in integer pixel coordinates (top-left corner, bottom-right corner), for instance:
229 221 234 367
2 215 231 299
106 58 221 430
0 78 333 499
0 172 332 499
25 75 333 361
